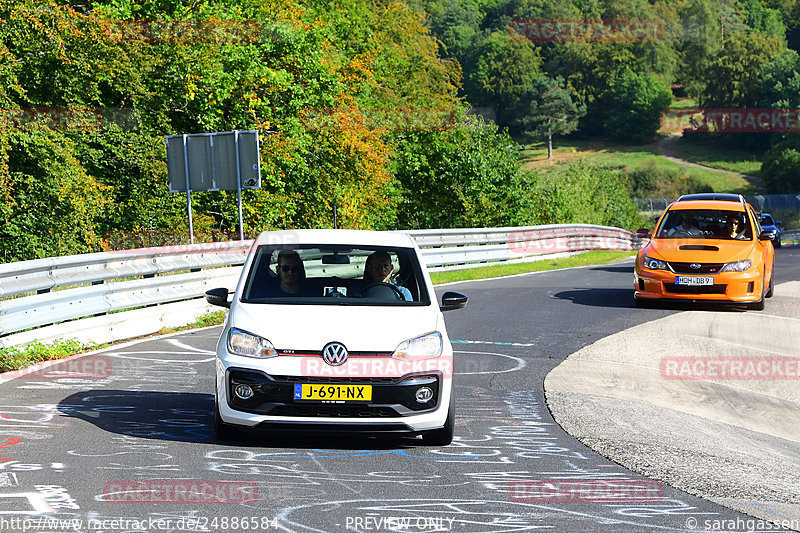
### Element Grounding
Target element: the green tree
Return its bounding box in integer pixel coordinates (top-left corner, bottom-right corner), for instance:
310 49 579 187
701 31 784 107
677 0 723 99
739 0 786 38
602 69 672 142
512 75 585 158
2 133 109 259
463 30 541 124
391 114 529 229
758 48 800 107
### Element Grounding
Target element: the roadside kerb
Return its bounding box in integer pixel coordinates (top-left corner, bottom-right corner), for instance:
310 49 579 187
544 280 800 525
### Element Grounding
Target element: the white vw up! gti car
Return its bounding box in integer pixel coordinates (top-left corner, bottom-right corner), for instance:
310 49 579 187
205 229 468 445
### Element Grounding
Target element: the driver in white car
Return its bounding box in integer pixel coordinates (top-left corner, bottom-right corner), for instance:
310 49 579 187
363 251 413 301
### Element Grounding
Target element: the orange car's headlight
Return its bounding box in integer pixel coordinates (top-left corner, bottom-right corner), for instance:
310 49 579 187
720 259 752 272
643 255 669 270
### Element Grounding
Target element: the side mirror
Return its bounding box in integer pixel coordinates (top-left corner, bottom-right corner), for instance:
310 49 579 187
206 287 231 308
776 220 783 226
759 230 777 241
440 291 468 311
636 228 651 238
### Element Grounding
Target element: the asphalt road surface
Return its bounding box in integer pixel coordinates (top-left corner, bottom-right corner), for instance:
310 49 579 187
1 248 798 533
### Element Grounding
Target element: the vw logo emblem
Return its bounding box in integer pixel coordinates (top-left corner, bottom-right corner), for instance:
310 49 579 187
322 342 348 366
689 263 702 269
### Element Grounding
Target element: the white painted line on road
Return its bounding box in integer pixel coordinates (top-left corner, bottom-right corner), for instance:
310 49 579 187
687 335 794 357
105 353 214 363
453 350 527 375
453 340 537 347
754 313 800 322
167 339 216 354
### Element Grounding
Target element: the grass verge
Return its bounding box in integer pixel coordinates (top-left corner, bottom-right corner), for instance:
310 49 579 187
519 139 755 195
0 339 101 373
429 250 635 284
672 137 763 179
1 252 635 373
0 311 228 374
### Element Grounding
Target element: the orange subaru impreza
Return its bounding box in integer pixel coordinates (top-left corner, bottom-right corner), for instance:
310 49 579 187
634 194 775 309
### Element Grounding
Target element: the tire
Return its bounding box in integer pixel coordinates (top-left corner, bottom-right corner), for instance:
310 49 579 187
214 390 237 441
748 276 766 310
765 271 774 298
775 238 781 248
421 390 454 446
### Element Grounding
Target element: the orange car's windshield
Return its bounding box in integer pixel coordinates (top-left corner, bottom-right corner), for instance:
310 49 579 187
655 209 752 240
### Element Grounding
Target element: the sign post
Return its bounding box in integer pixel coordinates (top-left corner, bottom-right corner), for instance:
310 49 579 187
166 130 261 243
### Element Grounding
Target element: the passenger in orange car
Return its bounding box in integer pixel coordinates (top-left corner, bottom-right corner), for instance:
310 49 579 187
724 215 746 240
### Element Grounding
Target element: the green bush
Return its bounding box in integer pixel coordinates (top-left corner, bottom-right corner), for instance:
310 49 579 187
530 160 643 230
761 143 800 193
602 70 673 143
0 339 93 373
391 115 532 228
625 158 712 198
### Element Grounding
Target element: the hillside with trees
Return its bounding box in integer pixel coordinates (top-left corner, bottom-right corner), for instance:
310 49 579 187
1 0 798 261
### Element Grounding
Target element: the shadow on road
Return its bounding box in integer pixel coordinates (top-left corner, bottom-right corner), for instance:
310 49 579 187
553 287 750 312
57 390 417 449
587 265 634 274
552 288 639 308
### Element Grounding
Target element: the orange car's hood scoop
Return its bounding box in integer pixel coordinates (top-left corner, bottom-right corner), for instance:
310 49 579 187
679 245 719 251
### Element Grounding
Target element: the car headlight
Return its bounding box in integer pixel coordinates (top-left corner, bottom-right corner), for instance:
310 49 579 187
393 331 443 359
228 328 277 358
720 259 752 272
643 255 669 270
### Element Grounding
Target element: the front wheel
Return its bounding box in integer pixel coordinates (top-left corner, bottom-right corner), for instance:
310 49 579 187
214 390 238 441
748 276 766 310
421 391 454 446
765 272 774 298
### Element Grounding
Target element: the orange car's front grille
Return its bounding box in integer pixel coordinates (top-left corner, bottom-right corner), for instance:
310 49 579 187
667 262 724 274
663 283 727 294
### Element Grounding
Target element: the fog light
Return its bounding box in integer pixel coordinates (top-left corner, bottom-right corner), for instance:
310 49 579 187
415 387 434 403
234 384 254 400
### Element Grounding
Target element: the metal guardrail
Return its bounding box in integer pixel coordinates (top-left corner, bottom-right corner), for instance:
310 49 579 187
782 229 800 243
0 225 639 349
637 194 800 214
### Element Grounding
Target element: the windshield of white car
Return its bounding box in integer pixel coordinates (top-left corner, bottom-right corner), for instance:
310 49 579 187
655 209 753 240
240 244 430 305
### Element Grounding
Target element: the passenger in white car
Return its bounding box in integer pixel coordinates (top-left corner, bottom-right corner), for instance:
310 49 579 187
362 251 413 301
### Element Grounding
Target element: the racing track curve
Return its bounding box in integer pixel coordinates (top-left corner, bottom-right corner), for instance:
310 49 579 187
0 248 798 532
